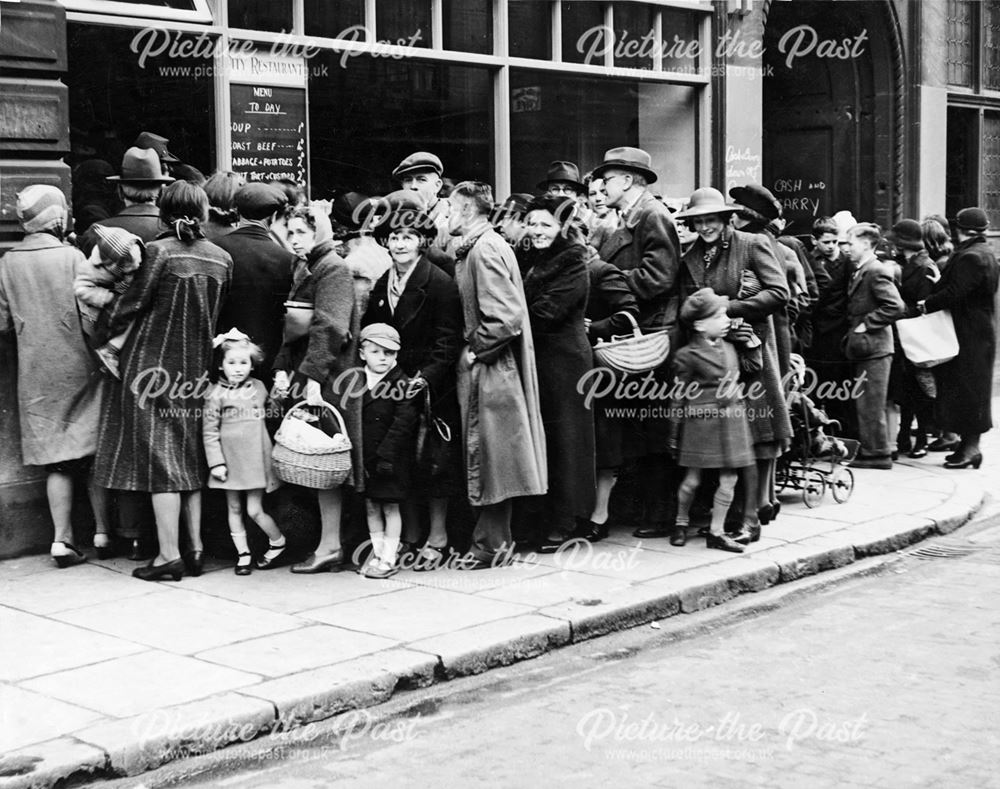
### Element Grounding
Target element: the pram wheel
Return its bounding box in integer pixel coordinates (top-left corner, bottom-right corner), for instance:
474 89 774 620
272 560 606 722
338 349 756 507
802 469 826 508
830 467 854 503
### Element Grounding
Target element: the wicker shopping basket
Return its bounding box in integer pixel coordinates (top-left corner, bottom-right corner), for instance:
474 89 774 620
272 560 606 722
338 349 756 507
272 401 352 489
593 312 671 374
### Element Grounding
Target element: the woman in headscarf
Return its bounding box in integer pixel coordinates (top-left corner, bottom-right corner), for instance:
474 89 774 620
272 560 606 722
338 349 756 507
93 181 232 580
273 203 363 573
0 185 110 566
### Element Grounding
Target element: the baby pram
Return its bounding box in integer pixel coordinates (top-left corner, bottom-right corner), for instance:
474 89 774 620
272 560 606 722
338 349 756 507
776 389 859 507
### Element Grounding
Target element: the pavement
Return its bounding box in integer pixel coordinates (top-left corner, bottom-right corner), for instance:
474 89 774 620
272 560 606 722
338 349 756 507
0 436 994 789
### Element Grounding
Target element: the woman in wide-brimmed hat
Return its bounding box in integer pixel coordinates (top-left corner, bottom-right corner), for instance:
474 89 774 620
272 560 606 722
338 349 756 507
675 187 792 540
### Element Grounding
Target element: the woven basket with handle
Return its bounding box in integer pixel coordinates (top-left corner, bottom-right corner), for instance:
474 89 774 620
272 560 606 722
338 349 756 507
593 312 671 374
272 401 352 489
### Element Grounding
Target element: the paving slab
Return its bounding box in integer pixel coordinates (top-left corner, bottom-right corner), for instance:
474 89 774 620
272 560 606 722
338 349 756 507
0 563 171 616
20 651 260 718
300 586 533 642
0 685 103 753
195 624 398 677
74 692 275 776
52 588 304 655
0 607 146 682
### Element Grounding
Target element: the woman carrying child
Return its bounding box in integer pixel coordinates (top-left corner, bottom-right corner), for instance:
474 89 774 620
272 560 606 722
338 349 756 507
673 288 761 554
203 328 285 575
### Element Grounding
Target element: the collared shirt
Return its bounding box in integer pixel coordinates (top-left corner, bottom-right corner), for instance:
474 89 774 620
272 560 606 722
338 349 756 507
618 189 645 223
388 261 418 313
365 366 393 391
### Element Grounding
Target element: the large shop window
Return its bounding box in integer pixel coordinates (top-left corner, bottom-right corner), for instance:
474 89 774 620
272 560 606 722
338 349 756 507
66 24 215 174
509 0 551 59
307 55 492 198
509 70 698 199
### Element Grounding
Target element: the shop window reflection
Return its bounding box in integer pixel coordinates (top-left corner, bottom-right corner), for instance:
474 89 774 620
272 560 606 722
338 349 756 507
562 1 606 64
308 54 492 197
304 0 365 39
228 0 292 33
510 69 697 200
66 23 214 175
509 0 551 59
377 0 432 48
444 0 492 54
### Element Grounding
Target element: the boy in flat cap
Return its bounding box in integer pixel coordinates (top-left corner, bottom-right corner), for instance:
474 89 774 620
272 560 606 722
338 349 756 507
348 322 420 578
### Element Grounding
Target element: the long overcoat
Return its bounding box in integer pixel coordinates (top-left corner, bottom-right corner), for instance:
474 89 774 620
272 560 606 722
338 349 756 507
212 224 295 377
0 233 103 465
274 240 364 490
924 234 1000 434
521 238 596 523
362 254 464 495
455 228 547 507
680 226 793 452
94 234 231 491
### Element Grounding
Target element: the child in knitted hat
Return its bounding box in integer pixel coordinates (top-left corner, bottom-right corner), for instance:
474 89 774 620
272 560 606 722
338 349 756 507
73 224 144 378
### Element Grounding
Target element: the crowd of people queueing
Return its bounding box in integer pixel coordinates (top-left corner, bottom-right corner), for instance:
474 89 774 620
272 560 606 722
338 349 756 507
1 132 997 581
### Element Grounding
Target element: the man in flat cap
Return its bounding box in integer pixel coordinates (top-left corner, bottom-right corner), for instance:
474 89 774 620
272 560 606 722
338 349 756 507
133 131 180 177
213 182 296 381
392 152 457 257
592 146 683 540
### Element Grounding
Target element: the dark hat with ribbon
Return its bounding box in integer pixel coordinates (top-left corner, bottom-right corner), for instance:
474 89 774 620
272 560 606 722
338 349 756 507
490 192 534 225
133 131 180 163
729 183 782 221
234 182 288 220
331 191 380 232
536 161 586 194
591 146 658 184
372 189 437 240
954 207 989 233
391 151 444 180
680 287 730 326
888 219 925 252
107 147 175 184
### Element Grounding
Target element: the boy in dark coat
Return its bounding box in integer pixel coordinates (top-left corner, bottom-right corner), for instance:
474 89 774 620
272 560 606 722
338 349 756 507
353 323 420 578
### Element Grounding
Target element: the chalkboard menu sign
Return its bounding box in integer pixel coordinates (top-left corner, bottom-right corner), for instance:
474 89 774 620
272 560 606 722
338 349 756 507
230 83 307 185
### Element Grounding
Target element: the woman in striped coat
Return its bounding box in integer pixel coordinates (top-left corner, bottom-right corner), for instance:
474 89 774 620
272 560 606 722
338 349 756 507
94 182 232 581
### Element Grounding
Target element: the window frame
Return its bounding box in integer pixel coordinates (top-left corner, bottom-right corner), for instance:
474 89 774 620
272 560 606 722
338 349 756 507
58 0 213 24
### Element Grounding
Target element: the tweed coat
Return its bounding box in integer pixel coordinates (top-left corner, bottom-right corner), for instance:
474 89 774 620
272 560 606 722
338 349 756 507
680 226 792 450
212 224 295 377
78 204 162 256
274 240 364 490
924 235 1000 434
455 227 547 507
843 257 905 361
520 238 596 524
0 233 103 465
94 234 231 491
362 255 464 494
596 190 682 332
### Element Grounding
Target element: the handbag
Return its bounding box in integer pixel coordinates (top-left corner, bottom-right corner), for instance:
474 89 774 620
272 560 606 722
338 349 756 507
895 310 959 368
283 300 315 343
415 388 452 479
593 312 671 374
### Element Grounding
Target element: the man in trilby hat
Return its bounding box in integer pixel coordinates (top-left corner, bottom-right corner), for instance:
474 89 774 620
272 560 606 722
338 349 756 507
78 147 174 258
592 146 682 540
